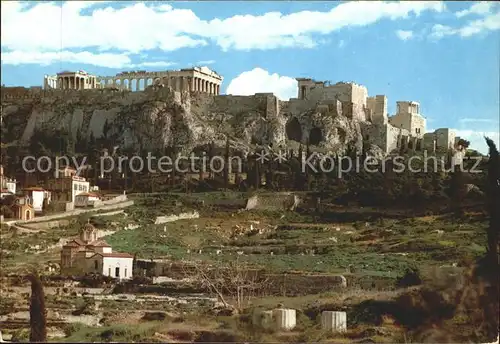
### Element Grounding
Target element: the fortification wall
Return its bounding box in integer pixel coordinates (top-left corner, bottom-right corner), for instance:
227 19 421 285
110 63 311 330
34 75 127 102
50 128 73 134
388 113 411 132
386 124 410 153
361 123 388 153
410 114 426 138
434 128 456 151
308 83 367 106
366 95 387 124
209 94 268 113
1 86 135 102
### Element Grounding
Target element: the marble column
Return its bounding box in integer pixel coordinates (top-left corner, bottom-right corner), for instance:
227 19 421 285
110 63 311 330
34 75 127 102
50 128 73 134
179 77 184 91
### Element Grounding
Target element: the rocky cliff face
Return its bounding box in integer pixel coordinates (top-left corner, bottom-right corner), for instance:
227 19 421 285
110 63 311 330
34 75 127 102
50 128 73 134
1 87 365 155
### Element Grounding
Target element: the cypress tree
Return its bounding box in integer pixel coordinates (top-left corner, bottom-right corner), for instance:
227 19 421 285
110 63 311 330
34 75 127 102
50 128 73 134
27 273 47 342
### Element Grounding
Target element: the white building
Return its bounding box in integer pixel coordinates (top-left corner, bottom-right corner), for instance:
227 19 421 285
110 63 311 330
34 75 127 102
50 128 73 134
21 187 50 213
0 189 13 199
47 167 91 204
74 192 101 207
0 164 16 195
90 253 134 279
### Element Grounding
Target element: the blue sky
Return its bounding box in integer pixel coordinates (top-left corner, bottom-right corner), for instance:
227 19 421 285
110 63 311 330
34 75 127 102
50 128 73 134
1 1 499 153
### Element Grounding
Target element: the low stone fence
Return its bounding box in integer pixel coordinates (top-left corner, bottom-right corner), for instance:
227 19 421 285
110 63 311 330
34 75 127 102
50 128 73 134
134 261 347 296
245 192 301 211
14 200 134 225
154 211 200 225
102 194 128 204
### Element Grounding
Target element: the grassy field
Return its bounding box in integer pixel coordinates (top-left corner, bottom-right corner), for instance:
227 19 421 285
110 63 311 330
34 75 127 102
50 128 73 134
104 194 488 280
1 193 487 280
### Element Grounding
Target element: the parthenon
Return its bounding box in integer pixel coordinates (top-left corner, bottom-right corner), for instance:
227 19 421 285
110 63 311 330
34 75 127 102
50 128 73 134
43 66 223 94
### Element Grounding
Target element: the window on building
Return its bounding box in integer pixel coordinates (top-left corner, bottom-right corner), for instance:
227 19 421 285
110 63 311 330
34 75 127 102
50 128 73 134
124 268 127 277
108 268 111 276
94 260 98 270
115 267 120 277
416 128 421 134
74 184 77 191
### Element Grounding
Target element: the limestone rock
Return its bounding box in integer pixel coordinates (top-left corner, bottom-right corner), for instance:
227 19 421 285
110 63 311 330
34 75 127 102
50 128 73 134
2 88 366 156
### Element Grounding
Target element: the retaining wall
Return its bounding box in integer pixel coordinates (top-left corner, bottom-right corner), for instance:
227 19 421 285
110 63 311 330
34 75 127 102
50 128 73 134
13 200 134 225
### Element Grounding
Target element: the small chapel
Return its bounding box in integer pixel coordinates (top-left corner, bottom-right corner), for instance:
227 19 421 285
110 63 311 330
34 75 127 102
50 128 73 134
60 222 134 279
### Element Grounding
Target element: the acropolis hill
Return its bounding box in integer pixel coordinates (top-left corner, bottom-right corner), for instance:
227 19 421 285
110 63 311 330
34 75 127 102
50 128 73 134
0 66 459 156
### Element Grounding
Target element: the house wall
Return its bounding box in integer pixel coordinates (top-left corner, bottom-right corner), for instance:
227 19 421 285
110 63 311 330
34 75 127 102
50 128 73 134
16 205 34 221
46 177 90 203
88 246 112 254
75 195 88 207
5 181 16 194
101 257 134 280
75 195 99 207
31 190 45 212
71 180 91 203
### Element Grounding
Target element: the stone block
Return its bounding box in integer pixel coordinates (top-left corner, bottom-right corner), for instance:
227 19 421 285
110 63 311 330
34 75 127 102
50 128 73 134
252 310 274 329
321 311 347 332
272 308 296 330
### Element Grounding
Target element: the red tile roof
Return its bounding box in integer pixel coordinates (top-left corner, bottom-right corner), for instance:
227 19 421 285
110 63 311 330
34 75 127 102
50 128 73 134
87 240 111 247
77 192 101 198
62 242 80 248
23 187 45 192
63 238 86 247
92 252 134 258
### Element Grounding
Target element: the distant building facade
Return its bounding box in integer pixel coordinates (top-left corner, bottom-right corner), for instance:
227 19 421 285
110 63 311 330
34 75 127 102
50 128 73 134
44 66 223 94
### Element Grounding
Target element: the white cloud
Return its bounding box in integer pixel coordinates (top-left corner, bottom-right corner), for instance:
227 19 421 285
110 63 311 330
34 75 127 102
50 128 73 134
1 50 131 68
431 10 500 39
430 24 456 39
0 50 175 69
458 11 500 37
134 61 176 68
454 129 499 154
196 60 216 65
456 2 496 18
1 0 447 61
396 30 413 40
226 68 297 100
459 118 499 124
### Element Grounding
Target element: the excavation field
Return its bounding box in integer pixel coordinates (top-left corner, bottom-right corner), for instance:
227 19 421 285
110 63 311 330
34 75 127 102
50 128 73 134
0 192 490 343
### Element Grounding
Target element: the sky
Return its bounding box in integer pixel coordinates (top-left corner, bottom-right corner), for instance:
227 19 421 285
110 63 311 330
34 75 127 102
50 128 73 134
1 1 499 153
